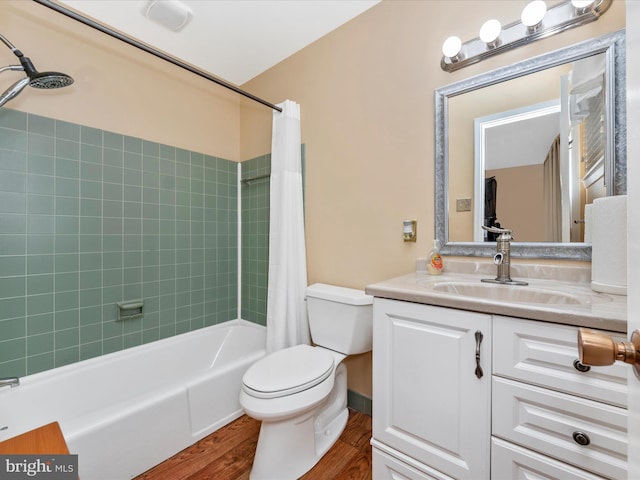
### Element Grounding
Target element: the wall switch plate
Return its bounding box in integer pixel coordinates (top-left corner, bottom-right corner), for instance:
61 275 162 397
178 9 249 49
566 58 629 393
456 198 472 212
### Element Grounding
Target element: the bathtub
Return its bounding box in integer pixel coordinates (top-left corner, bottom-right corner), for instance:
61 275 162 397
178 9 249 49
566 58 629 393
0 319 266 479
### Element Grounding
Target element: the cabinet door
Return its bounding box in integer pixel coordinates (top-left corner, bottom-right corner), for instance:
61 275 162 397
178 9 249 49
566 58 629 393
373 299 491 480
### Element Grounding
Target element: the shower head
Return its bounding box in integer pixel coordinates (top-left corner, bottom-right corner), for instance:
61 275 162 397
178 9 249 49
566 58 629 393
28 71 74 89
14 52 74 89
0 33 74 107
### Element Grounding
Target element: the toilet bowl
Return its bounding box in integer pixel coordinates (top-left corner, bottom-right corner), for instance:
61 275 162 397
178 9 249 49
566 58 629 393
239 283 373 480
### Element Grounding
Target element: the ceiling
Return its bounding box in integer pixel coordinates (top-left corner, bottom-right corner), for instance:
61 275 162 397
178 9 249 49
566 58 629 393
58 0 380 85
485 111 561 171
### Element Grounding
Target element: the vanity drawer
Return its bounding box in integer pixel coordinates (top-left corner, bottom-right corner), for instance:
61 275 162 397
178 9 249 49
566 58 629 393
493 316 627 407
492 376 627 480
491 437 607 480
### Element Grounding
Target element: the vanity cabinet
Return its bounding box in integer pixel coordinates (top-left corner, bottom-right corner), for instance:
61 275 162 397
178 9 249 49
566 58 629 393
372 298 492 479
372 299 628 479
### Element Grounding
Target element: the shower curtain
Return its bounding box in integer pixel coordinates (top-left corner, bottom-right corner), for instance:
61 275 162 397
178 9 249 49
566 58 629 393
266 100 310 354
543 134 562 242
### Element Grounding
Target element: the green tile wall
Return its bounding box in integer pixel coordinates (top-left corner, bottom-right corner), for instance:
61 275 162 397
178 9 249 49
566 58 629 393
0 108 237 377
240 147 305 326
240 155 271 325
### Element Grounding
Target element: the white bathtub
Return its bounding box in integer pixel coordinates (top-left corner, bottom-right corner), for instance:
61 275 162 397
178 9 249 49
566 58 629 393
0 319 265 479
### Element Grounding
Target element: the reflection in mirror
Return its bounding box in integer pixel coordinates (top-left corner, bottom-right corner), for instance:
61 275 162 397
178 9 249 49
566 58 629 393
435 31 625 260
476 99 562 243
450 54 606 244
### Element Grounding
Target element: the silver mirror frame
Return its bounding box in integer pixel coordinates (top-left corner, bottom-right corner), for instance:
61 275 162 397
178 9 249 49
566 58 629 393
435 30 626 261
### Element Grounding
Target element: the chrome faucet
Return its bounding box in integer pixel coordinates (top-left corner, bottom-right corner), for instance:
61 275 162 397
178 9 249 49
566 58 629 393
0 377 20 389
481 226 528 286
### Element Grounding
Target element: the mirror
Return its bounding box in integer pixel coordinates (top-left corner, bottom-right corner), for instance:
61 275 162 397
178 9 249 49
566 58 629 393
435 30 626 260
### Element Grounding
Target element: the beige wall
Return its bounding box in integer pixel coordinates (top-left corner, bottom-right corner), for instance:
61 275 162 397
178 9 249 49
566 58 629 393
1 0 625 400
0 1 242 160
241 0 624 287
486 165 545 242
240 0 625 396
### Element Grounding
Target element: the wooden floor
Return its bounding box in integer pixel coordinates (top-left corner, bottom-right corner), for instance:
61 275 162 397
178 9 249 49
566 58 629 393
135 409 372 480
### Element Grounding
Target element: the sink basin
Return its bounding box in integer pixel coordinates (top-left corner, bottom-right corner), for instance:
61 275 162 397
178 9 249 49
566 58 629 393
424 281 612 306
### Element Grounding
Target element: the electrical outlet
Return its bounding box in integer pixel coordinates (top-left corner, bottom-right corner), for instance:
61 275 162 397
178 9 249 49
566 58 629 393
456 198 472 212
403 220 417 242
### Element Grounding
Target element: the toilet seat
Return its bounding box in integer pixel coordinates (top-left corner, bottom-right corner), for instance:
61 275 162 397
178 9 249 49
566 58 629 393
242 344 334 399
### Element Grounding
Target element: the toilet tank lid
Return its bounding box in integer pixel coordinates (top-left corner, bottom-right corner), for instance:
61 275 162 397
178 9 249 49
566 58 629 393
306 283 373 305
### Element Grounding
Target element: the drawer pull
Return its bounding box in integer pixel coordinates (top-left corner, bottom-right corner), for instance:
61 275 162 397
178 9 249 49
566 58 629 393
573 359 591 373
475 330 484 379
572 431 591 446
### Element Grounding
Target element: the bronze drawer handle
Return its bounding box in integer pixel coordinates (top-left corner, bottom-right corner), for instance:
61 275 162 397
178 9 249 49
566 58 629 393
475 330 483 379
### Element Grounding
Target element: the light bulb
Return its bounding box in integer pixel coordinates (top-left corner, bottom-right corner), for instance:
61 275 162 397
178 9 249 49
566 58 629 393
442 36 462 59
571 0 595 8
521 1 547 27
479 19 502 45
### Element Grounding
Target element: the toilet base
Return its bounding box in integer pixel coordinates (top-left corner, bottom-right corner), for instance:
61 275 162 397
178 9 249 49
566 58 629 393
248 363 348 479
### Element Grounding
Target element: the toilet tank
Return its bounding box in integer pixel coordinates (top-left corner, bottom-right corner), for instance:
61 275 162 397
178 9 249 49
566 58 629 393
306 283 373 355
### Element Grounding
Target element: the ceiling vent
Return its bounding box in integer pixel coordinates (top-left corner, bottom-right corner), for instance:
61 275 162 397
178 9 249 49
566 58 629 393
143 0 193 32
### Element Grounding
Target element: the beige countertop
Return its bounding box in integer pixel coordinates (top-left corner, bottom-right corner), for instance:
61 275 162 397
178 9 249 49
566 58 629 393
365 260 627 333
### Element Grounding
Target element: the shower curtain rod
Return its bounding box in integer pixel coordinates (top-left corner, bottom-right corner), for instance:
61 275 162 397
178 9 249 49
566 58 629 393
32 0 283 112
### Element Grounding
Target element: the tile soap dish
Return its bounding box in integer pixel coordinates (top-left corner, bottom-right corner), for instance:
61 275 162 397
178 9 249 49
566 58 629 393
117 300 144 321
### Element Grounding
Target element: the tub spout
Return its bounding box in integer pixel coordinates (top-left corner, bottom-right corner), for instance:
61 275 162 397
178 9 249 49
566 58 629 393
0 377 19 389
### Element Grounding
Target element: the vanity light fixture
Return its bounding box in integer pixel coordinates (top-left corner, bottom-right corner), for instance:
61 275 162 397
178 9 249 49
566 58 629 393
442 35 463 62
440 0 612 72
521 0 547 30
572 0 597 13
479 19 502 48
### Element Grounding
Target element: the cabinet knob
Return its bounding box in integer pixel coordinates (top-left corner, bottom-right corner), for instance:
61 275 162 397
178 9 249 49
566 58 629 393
572 431 591 446
578 328 640 378
572 359 591 373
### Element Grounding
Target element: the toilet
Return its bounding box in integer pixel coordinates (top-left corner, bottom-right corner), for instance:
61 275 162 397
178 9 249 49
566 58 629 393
239 283 373 479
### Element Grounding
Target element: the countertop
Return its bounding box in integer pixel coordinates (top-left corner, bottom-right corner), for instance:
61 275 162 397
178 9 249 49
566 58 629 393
365 260 627 333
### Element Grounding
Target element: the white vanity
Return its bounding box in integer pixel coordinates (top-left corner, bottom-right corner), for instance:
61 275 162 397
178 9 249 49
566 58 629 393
366 260 627 480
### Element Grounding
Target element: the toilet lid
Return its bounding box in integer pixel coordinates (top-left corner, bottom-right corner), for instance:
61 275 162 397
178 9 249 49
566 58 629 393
243 344 335 399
